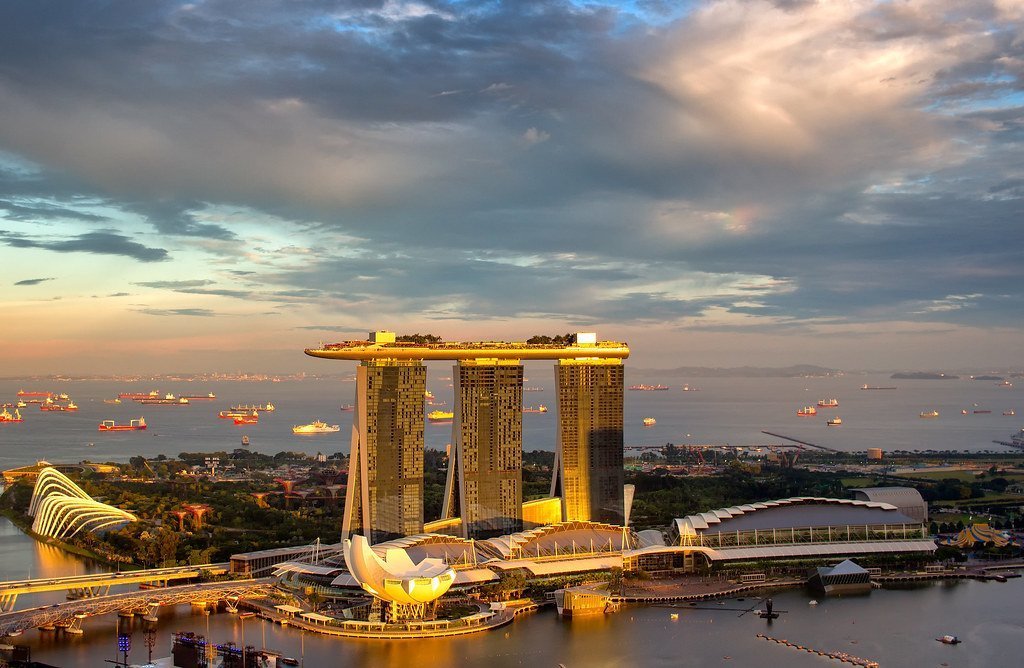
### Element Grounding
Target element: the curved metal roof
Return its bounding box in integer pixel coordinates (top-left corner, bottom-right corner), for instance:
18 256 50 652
674 496 912 538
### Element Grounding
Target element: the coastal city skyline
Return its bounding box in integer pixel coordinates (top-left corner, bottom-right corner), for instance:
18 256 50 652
3 1 1024 375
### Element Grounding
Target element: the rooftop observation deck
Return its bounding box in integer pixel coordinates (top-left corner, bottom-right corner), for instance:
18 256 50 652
304 340 630 361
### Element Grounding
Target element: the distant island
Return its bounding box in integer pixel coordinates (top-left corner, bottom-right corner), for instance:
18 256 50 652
971 375 1003 381
891 372 960 380
635 364 840 378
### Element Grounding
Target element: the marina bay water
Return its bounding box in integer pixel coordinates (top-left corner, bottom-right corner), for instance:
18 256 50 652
2 371 1021 666
2 518 1019 668
0 371 1019 471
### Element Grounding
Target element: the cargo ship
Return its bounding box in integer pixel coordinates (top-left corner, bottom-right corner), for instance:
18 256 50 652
103 398 122 404
826 417 842 426
523 405 548 413
629 384 669 391
920 410 940 418
293 420 340 434
524 386 545 392
219 409 256 419
797 406 817 416
119 391 160 400
340 404 355 412
181 392 217 400
861 384 897 390
427 410 454 423
233 414 259 425
98 418 147 431
0 408 24 423
230 402 275 412
17 390 51 397
817 398 839 408
138 393 189 405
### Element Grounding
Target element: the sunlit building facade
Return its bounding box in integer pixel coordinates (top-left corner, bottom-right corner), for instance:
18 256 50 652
343 357 426 543
552 358 625 524
444 359 524 539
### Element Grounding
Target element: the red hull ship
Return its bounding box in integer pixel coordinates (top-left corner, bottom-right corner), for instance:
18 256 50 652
98 418 147 431
234 415 259 425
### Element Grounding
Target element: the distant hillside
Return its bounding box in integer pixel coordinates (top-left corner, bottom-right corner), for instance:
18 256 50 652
890 372 960 380
633 365 840 378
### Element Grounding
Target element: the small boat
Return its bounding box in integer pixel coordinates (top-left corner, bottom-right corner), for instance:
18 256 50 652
427 410 454 423
919 410 939 418
103 398 122 404
239 611 256 619
241 435 250 447
340 404 355 412
681 384 701 391
280 659 300 667
961 409 969 415
797 406 817 417
16 400 26 408
973 410 992 414
293 420 341 434
670 613 679 620
1003 410 1015 416
642 417 656 426
936 635 961 645
98 418 147 432
523 405 548 413
826 417 842 426
997 380 1013 387
817 398 839 408
808 600 818 606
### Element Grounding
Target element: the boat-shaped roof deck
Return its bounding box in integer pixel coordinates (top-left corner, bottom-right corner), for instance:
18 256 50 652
305 340 630 361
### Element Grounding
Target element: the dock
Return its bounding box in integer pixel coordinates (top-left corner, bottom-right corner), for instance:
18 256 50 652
757 633 879 667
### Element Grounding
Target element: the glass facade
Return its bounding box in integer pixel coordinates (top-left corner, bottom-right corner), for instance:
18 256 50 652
343 360 425 544
450 360 524 539
554 360 624 524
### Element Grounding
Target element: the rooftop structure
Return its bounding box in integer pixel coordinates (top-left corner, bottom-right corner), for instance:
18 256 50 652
305 333 630 361
850 487 928 523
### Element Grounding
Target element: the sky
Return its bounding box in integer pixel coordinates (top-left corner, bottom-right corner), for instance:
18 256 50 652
1 0 1023 375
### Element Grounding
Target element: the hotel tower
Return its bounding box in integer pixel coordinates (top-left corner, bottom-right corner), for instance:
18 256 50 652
306 331 629 544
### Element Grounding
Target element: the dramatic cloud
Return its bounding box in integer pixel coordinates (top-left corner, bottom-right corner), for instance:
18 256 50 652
1 230 169 262
0 1 1022 372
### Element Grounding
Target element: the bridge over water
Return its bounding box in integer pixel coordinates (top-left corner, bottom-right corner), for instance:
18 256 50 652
0 578 273 637
0 563 229 612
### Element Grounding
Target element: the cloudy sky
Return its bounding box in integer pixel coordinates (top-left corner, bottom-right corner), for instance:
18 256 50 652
2 0 1023 375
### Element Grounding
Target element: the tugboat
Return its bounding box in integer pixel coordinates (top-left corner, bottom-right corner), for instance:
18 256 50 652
936 635 961 645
